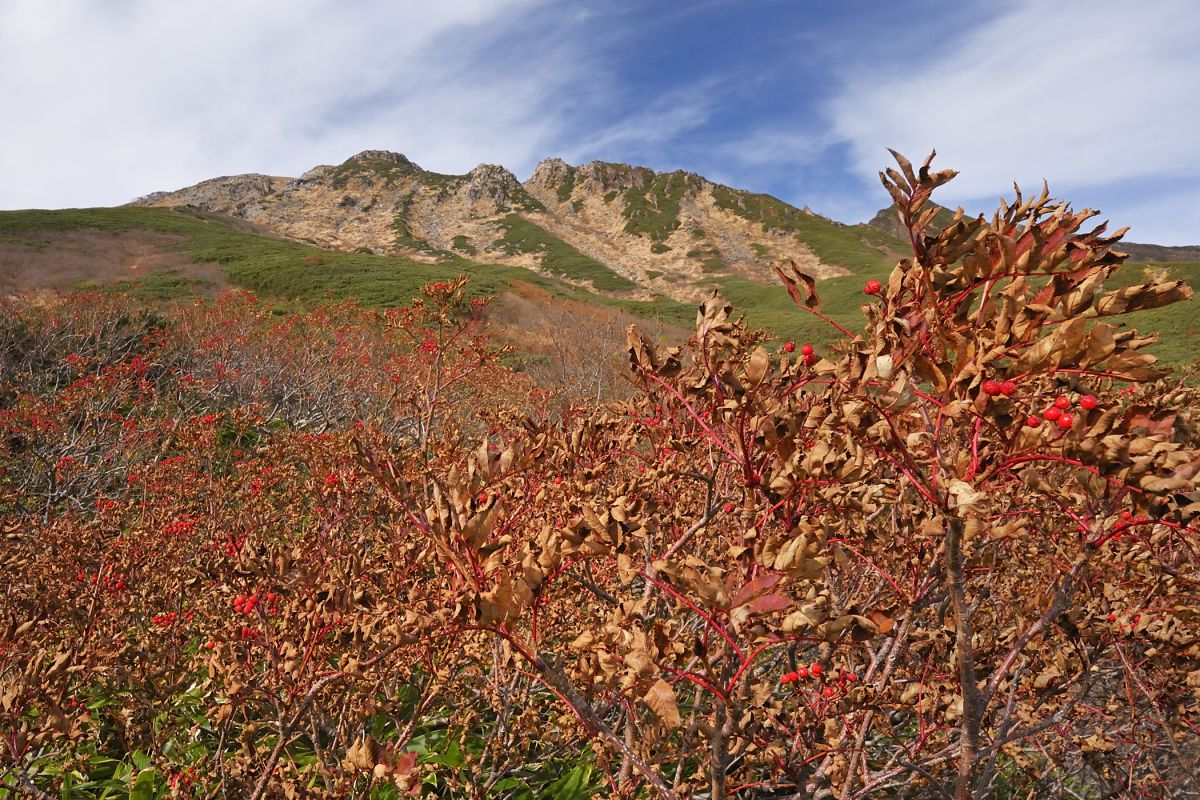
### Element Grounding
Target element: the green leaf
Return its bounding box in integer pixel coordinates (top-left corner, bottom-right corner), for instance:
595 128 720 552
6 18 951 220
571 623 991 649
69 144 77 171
130 768 158 800
546 763 594 800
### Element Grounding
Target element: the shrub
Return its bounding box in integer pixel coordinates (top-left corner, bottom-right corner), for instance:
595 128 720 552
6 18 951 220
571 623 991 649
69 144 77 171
1 154 1197 799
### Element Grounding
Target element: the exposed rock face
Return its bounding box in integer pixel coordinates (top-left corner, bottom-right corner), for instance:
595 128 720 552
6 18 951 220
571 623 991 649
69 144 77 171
131 150 902 301
129 174 290 217
464 164 521 207
346 150 419 168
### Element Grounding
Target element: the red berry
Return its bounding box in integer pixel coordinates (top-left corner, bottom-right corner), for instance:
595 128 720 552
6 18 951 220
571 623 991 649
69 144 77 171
1054 396 1071 410
1057 413 1073 429
796 667 808 679
800 343 814 357
554 475 563 485
1025 415 1041 428
783 341 795 353
847 672 858 682
722 502 735 514
803 353 817 366
1121 510 1133 522
781 671 797 684
1107 613 1116 622
810 663 823 677
1000 380 1017 396
1080 395 1098 410
1043 407 1062 421
864 279 882 295
823 686 836 698
982 380 1002 396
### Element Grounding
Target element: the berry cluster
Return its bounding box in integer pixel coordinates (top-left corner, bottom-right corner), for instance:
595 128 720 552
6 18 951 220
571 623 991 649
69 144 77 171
150 611 178 629
77 572 128 593
168 768 198 789
978 377 1102 432
781 662 860 699
783 341 818 366
232 591 279 616
1024 393 1100 430
981 379 1017 397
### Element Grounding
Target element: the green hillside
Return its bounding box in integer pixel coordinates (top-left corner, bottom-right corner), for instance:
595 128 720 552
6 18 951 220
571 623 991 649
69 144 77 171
1 207 1195 369
494 214 637 292
0 206 693 324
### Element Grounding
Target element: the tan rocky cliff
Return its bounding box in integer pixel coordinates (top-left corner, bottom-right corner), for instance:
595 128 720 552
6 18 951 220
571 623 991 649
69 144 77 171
132 150 901 302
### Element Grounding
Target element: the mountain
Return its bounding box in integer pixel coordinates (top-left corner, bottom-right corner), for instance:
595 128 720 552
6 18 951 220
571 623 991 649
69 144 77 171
130 150 905 302
4 149 1195 365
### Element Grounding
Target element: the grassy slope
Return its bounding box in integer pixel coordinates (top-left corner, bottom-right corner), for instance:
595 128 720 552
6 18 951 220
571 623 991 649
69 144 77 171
1107 260 1200 368
0 206 686 319
494 214 637 292
711 186 903 274
2 207 1195 369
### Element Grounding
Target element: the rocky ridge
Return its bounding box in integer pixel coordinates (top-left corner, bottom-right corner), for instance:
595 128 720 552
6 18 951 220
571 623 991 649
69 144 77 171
132 150 904 301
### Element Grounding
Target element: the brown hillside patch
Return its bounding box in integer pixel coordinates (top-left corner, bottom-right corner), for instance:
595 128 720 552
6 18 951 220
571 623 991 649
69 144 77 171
0 229 225 294
487 283 688 406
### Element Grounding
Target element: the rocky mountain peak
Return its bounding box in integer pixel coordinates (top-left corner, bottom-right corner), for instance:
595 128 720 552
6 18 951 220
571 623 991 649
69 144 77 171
576 161 655 193
344 150 419 170
527 158 573 190
127 146 910 304
461 164 520 207
127 173 289 211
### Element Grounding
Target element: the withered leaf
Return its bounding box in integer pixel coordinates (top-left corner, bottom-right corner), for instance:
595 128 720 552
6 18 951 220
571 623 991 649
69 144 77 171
643 678 682 728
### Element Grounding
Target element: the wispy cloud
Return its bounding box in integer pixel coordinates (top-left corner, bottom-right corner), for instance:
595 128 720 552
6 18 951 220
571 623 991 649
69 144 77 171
0 0 586 208
559 83 719 169
3 1 1197 244
826 0 1200 242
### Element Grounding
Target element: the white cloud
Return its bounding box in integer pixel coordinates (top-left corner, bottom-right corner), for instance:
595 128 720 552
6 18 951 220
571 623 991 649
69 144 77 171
0 0 587 208
827 0 1200 243
557 83 719 170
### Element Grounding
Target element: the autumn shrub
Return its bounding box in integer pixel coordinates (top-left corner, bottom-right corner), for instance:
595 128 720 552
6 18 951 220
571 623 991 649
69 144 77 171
0 154 1197 800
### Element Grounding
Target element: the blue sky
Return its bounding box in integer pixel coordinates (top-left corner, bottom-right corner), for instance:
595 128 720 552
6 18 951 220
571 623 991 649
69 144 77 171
3 0 1198 243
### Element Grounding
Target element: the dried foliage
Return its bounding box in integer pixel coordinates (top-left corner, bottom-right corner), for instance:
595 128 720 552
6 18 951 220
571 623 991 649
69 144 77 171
1 155 1198 799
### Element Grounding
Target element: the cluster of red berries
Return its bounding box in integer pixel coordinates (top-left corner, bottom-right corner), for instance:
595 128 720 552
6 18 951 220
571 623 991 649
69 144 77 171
1024 394 1098 430
1105 607 1150 637
781 663 859 699
168 768 198 789
233 591 279 615
162 517 197 536
1100 510 1145 544
150 611 178 629
221 534 247 558
78 572 128 593
981 379 1017 397
239 627 261 640
864 279 882 295
783 341 818 366
781 662 823 683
